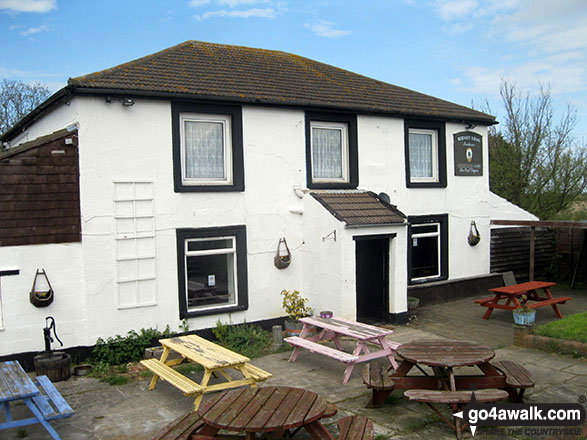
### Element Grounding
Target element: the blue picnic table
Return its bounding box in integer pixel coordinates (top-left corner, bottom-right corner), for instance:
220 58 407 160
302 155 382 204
0 360 74 439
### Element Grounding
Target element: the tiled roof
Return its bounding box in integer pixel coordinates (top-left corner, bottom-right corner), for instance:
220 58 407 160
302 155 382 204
311 191 406 227
69 41 494 124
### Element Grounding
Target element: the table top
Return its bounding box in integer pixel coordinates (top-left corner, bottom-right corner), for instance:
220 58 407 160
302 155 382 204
397 339 495 368
159 335 250 370
300 316 394 340
0 361 39 403
198 386 328 433
489 281 556 295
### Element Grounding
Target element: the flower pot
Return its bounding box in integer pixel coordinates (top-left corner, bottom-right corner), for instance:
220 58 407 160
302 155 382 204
284 320 304 337
34 351 71 382
513 309 536 326
407 297 420 316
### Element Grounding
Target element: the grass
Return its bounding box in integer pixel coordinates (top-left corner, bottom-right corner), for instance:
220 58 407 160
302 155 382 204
533 312 587 343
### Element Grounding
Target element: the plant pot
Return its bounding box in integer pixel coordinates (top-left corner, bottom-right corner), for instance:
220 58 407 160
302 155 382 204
284 320 316 338
74 364 93 376
513 309 536 326
407 297 420 316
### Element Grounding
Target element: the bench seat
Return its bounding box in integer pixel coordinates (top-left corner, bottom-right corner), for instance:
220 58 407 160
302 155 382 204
404 388 508 404
285 337 359 364
32 376 74 421
141 359 204 395
240 363 272 382
337 415 374 440
474 296 495 305
151 412 204 440
526 297 571 308
492 360 534 402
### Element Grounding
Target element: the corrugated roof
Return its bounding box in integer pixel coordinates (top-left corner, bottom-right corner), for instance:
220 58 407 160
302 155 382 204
69 41 495 124
311 190 406 227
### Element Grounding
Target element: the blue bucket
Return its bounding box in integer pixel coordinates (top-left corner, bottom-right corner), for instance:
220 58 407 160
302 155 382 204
513 310 536 325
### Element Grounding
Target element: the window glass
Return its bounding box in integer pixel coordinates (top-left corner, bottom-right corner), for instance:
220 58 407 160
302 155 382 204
311 122 348 182
409 129 438 181
184 236 237 311
410 221 443 281
184 120 225 179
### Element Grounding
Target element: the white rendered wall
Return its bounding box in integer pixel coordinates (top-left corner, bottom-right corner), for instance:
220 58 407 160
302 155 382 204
2 96 495 354
489 192 538 225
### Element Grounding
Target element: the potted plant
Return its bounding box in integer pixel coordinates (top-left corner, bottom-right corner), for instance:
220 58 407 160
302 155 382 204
512 295 536 326
281 289 312 337
407 296 420 317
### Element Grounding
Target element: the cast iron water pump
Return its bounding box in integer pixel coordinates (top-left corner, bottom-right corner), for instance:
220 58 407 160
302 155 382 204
43 316 63 352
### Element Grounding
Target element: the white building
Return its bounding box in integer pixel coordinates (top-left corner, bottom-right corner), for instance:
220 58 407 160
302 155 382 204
0 41 515 356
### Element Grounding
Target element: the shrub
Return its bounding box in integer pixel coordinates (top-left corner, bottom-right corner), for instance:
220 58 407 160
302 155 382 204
212 321 272 358
91 326 171 365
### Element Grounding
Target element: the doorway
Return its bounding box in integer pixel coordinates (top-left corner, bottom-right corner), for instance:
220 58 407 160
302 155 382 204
355 236 390 324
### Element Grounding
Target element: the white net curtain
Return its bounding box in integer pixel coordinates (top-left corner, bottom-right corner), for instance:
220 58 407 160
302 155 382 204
312 127 343 179
409 132 433 178
184 120 225 179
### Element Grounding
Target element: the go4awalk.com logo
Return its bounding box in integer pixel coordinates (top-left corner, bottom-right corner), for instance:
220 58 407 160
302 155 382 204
454 392 586 437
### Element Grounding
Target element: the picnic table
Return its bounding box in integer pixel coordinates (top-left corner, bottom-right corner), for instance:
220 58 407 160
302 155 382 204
195 386 337 439
475 281 571 319
0 360 73 440
285 316 399 384
141 335 272 410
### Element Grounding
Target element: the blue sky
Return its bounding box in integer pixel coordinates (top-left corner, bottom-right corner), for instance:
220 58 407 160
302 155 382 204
1 0 586 142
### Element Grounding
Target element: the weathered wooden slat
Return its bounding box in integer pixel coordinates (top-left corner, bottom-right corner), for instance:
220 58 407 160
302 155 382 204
284 337 359 363
160 335 250 370
226 387 275 431
246 386 289 431
140 359 203 395
300 316 393 340
405 389 508 404
150 412 204 440
491 361 535 388
282 389 317 430
338 415 373 440
35 376 74 419
263 387 305 430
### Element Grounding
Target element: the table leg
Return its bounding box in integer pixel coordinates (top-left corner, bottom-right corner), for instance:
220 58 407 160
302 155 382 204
305 420 336 440
543 287 564 318
149 346 170 390
482 295 499 319
23 397 61 440
193 370 212 411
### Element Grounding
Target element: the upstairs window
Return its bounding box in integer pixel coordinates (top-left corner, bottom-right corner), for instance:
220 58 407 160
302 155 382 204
405 120 446 188
306 112 358 189
172 103 244 192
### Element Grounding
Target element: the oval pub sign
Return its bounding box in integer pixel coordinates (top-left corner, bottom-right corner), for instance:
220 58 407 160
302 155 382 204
454 131 482 176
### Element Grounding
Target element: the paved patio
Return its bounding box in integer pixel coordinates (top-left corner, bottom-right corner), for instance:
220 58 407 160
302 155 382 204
3 286 586 440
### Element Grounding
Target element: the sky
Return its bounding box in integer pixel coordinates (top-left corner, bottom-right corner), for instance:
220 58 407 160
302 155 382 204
1 0 586 143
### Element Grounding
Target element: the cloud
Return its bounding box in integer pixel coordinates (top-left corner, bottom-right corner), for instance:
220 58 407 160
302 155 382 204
196 7 277 20
188 0 210 6
217 0 271 6
434 0 478 21
304 19 351 38
20 24 49 36
0 0 56 13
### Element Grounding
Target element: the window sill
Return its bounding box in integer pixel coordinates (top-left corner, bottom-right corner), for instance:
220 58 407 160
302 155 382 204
407 181 447 188
174 183 245 193
409 275 448 286
180 304 247 319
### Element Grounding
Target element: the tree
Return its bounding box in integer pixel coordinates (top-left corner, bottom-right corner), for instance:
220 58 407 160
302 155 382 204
488 81 587 219
0 79 51 136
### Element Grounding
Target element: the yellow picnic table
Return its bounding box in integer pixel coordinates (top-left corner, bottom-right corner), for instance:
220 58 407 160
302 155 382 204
140 335 272 410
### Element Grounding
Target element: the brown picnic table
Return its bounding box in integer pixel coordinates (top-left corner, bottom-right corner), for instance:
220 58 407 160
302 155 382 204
195 386 336 439
475 281 571 319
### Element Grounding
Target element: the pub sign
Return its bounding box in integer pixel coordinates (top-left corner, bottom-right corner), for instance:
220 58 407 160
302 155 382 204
454 131 483 176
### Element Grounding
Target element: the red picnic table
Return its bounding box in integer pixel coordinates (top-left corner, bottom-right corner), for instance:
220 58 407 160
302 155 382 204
475 281 571 320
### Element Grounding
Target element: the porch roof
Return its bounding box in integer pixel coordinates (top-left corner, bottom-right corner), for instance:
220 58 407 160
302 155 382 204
310 190 406 228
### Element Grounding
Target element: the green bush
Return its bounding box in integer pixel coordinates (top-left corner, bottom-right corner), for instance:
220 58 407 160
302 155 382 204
91 326 171 365
212 321 272 358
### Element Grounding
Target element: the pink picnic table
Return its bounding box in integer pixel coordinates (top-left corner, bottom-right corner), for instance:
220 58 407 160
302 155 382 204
285 316 400 384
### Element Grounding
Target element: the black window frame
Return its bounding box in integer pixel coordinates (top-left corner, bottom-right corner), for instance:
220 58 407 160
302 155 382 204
407 214 448 285
172 102 245 192
305 112 358 189
404 120 447 188
176 225 249 319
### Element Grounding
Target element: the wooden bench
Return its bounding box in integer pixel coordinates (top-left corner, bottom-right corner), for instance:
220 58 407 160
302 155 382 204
491 360 535 402
337 415 374 440
151 412 205 440
474 296 495 305
405 389 508 439
285 336 359 364
526 297 571 308
141 359 204 395
362 360 395 407
32 376 74 421
240 363 273 381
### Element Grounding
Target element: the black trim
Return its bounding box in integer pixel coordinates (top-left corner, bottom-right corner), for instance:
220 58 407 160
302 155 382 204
407 214 449 285
404 120 447 188
0 268 19 277
176 225 249 319
171 102 244 192
353 233 397 241
305 112 358 189
387 311 409 325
